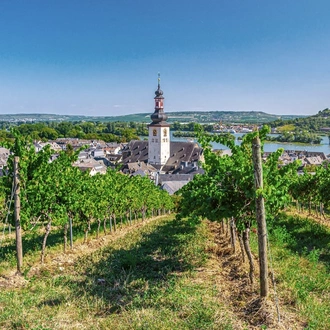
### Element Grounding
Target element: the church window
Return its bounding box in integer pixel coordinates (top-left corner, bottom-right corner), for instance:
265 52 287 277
163 128 167 137
153 129 157 136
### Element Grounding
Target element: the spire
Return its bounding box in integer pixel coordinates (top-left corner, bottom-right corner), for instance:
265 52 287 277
151 73 167 124
155 72 163 98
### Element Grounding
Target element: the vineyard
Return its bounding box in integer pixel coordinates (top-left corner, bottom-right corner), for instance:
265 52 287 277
0 128 330 329
0 132 174 270
176 125 330 328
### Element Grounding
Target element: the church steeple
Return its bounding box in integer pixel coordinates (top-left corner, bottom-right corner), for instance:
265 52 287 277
148 74 171 166
151 73 168 124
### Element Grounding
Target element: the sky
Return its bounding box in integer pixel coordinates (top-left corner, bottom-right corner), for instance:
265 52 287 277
0 0 329 117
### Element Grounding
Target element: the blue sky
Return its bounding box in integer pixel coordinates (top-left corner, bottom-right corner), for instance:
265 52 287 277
0 0 329 116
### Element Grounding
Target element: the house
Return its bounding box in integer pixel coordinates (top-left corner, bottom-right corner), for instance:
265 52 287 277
105 143 123 155
91 148 105 158
122 161 157 176
0 147 10 176
73 160 107 176
305 156 323 166
161 181 188 195
157 173 202 194
33 141 62 152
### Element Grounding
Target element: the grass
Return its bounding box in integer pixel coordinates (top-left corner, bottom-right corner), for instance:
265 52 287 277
0 215 142 274
0 228 64 273
250 212 330 330
0 216 235 330
2 211 329 329
276 124 296 133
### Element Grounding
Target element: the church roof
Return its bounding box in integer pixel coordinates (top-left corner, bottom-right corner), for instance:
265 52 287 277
120 140 203 174
122 140 149 163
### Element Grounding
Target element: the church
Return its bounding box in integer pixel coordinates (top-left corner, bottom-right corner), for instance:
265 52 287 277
121 75 204 181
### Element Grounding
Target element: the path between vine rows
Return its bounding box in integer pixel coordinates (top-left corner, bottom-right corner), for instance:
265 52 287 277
0 216 162 289
287 208 330 229
206 221 305 330
0 215 304 329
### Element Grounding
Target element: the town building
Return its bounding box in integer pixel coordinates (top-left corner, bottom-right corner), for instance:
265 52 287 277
120 75 204 182
148 74 171 166
0 147 10 177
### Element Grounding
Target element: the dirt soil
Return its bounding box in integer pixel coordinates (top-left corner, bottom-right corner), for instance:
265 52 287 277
204 220 307 330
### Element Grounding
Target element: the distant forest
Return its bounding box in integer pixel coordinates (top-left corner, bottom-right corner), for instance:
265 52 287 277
0 120 216 143
0 109 328 144
0 121 148 143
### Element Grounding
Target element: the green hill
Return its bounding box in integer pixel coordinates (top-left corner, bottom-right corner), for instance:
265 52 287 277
0 111 304 124
269 108 330 132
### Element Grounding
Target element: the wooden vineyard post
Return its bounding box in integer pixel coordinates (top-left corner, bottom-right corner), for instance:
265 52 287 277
14 156 23 274
252 136 269 298
69 217 73 250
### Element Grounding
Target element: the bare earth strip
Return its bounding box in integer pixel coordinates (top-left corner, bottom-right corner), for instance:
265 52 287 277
204 220 306 330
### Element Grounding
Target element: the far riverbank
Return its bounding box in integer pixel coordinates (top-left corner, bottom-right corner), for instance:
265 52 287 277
170 133 330 154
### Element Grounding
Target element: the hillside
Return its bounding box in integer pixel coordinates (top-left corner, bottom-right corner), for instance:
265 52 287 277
0 111 304 124
269 108 330 132
1 213 329 329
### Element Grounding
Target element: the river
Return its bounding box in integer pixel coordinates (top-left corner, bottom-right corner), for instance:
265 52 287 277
170 132 330 155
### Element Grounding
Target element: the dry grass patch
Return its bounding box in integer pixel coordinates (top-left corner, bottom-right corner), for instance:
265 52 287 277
205 220 307 330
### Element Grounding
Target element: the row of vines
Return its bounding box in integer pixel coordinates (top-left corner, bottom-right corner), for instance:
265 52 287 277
177 125 330 297
0 132 174 265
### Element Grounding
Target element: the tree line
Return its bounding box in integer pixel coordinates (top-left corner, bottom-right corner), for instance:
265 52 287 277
266 130 322 144
0 121 149 143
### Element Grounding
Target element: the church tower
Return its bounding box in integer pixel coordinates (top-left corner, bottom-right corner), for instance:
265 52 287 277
148 74 170 166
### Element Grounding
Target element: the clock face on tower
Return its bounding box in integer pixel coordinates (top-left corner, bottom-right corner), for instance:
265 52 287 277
153 129 157 136
163 128 167 137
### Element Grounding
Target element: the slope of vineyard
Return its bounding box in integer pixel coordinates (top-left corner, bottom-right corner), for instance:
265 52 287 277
0 215 239 329
0 132 175 268
0 215 165 287
2 211 327 329
175 126 330 329
1 129 330 329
